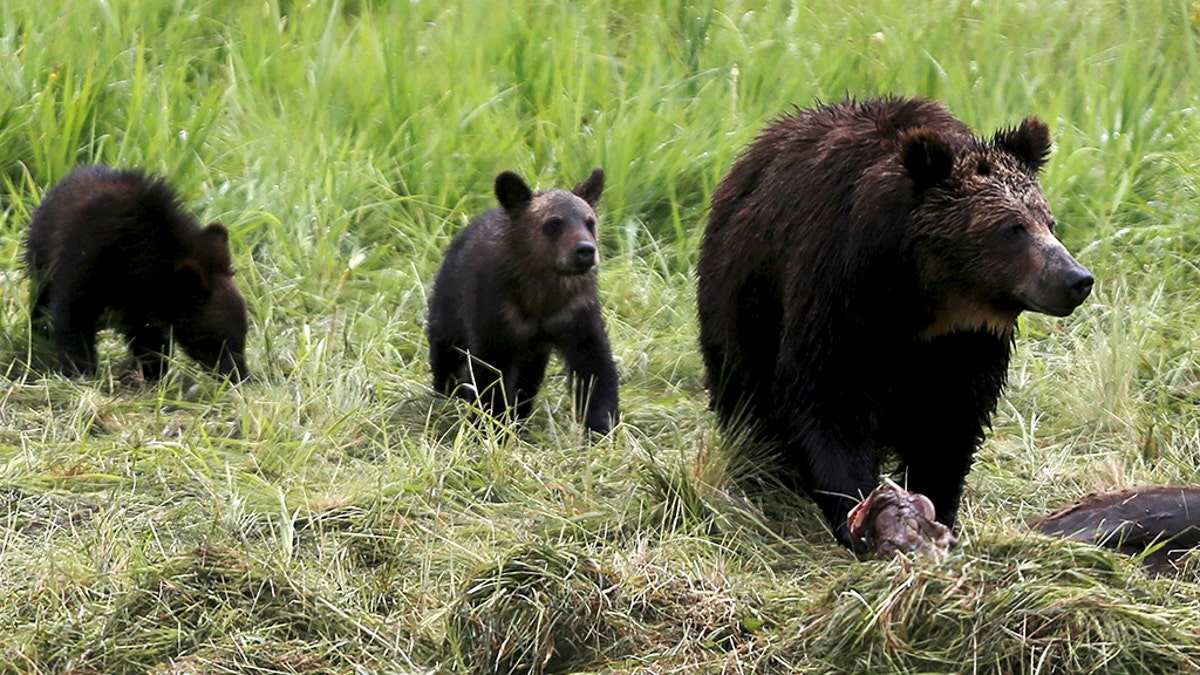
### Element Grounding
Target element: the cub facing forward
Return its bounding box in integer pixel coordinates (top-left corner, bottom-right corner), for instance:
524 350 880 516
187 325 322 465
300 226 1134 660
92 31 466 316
426 169 619 434
26 165 249 381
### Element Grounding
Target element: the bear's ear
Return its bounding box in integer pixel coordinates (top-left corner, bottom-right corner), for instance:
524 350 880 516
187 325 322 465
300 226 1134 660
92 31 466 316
572 168 605 208
200 223 233 270
202 222 229 244
993 117 1051 172
900 128 955 190
175 259 213 295
494 171 533 215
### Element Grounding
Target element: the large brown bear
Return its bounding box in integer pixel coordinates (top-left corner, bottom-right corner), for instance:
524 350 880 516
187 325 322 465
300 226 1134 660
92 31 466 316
26 165 250 381
697 97 1093 548
426 169 619 434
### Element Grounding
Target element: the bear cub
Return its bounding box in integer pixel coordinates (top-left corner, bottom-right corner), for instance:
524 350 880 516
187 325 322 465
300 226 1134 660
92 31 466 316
426 168 619 434
26 165 249 381
697 96 1093 549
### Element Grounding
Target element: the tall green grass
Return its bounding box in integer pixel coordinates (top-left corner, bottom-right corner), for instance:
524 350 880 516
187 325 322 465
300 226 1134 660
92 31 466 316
2 0 1200 672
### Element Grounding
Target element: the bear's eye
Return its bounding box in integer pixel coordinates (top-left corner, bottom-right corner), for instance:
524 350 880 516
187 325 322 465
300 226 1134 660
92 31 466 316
543 217 565 236
1006 223 1027 240
584 217 596 234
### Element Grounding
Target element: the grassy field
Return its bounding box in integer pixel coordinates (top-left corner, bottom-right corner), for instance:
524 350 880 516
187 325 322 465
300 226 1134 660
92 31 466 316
1 0 1200 672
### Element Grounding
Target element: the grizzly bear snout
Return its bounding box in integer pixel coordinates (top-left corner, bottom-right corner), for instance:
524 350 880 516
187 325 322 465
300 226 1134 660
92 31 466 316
573 241 597 269
555 235 597 275
1042 247 1094 315
1063 267 1096 307
1012 231 1093 317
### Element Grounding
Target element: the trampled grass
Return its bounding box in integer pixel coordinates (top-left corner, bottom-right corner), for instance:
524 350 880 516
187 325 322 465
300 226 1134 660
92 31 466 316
2 1 1200 672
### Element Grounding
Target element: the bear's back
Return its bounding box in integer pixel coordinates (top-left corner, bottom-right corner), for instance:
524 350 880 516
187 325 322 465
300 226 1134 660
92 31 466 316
714 98 971 219
27 166 200 277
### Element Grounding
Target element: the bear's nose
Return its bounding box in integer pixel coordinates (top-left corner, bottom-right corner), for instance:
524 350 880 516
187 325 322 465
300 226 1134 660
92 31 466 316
574 241 596 267
1064 266 1094 306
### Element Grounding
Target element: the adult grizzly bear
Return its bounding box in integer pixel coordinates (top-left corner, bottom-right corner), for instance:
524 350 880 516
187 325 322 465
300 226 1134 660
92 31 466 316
696 97 1093 548
26 165 249 381
426 169 619 434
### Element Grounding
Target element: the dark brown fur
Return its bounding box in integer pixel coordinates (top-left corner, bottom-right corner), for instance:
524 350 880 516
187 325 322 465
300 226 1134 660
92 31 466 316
1032 487 1200 573
426 169 619 433
26 165 249 381
697 97 1092 548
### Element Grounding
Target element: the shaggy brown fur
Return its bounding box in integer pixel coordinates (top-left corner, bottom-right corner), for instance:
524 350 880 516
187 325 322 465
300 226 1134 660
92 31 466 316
26 165 249 381
426 169 619 433
697 97 1092 548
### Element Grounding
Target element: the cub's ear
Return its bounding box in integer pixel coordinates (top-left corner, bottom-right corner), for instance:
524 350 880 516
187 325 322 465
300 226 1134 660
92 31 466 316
900 128 955 191
572 168 605 208
176 259 212 294
993 117 1052 172
202 222 229 244
494 171 533 215
200 223 233 270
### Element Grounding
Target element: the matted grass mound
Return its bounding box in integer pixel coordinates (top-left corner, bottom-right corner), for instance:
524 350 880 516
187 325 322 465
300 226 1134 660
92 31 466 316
787 535 1200 673
448 544 619 675
150 635 339 674
30 545 360 673
0 487 99 535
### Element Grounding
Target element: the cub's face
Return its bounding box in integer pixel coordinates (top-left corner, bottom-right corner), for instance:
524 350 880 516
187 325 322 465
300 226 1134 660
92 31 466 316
525 191 600 275
903 119 1093 335
495 168 606 276
174 223 250 381
179 273 250 381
